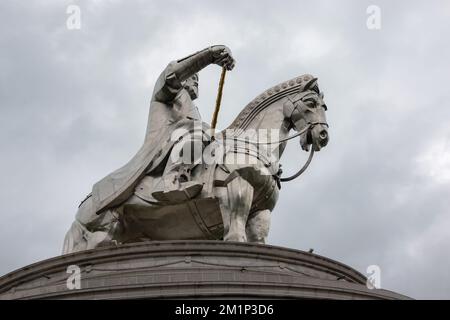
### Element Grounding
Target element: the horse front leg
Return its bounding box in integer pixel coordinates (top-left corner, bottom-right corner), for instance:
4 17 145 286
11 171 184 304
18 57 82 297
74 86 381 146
221 175 254 242
246 209 271 244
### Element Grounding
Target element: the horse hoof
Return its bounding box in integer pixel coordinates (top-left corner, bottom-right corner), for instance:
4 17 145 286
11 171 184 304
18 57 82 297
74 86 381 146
224 234 246 242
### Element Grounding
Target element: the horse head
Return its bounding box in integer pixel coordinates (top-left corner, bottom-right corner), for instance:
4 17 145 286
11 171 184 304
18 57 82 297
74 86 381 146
283 76 329 152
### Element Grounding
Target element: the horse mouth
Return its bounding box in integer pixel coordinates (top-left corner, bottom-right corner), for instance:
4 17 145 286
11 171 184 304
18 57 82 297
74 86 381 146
311 128 329 151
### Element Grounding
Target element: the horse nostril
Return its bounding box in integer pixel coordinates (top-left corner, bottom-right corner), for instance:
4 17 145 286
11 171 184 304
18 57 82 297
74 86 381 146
319 130 328 140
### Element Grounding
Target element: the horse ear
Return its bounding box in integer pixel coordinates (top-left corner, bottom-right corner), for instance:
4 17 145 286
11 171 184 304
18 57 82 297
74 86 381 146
304 78 318 91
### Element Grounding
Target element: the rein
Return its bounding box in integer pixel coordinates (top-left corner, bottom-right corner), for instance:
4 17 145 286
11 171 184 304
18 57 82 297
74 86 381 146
279 148 314 182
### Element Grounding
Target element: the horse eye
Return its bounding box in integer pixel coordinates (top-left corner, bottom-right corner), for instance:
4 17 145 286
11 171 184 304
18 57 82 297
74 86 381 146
312 86 320 94
305 100 316 108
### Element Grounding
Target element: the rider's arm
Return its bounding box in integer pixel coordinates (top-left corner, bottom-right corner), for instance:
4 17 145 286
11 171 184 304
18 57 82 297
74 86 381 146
152 46 234 103
151 61 185 103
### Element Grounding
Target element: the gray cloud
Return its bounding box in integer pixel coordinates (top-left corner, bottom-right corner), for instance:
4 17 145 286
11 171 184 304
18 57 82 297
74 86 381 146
1 0 449 299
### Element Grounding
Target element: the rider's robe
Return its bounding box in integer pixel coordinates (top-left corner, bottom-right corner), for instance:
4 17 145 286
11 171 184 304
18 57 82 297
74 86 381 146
91 62 203 214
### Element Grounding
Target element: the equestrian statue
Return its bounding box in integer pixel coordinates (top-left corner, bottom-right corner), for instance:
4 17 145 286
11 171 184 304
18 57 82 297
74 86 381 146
62 45 329 254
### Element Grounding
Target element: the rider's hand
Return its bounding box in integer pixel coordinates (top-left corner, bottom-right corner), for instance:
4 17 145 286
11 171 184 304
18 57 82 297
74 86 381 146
210 45 235 71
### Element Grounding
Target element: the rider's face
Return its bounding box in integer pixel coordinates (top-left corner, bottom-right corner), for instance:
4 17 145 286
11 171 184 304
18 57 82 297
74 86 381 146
185 75 199 100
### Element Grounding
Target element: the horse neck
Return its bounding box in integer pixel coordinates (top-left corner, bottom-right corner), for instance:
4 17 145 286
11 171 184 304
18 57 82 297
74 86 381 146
225 98 291 162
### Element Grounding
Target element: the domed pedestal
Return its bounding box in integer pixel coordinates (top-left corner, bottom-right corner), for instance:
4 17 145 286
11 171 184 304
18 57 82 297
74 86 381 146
0 241 409 299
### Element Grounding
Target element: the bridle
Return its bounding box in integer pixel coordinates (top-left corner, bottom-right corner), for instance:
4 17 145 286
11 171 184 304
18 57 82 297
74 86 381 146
278 92 328 182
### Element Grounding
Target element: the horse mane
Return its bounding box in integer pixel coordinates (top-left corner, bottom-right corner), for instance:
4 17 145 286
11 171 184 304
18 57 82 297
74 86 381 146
225 74 317 132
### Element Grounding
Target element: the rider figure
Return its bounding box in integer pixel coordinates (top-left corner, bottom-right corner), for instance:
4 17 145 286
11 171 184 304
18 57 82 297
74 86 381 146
147 45 235 202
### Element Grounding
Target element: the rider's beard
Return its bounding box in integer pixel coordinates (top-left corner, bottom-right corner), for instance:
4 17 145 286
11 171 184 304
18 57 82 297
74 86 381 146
186 85 198 100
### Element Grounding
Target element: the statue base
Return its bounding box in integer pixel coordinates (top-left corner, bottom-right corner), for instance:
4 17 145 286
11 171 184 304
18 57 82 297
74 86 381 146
0 241 409 299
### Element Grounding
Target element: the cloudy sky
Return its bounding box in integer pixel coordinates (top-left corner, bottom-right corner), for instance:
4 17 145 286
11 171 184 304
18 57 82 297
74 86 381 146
1 0 449 299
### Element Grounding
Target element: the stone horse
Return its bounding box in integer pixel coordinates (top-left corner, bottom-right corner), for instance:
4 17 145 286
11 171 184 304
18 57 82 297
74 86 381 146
62 75 329 254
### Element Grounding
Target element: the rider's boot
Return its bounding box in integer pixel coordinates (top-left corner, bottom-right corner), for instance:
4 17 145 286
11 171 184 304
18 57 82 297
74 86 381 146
152 167 203 202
